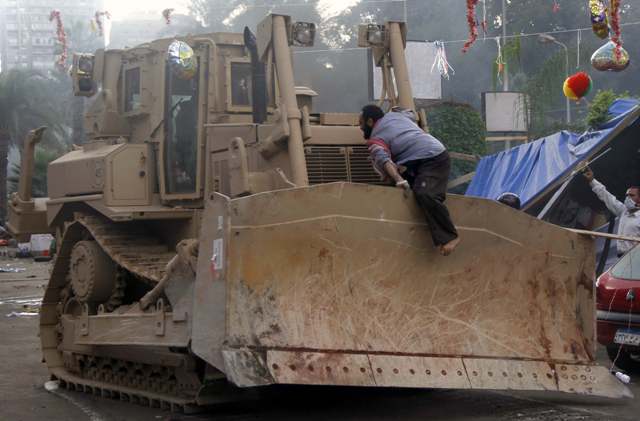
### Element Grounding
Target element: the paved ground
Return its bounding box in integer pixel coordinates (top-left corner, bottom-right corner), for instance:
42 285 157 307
1 259 639 421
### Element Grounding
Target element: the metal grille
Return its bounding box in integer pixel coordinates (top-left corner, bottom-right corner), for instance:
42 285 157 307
305 145 383 185
348 145 383 185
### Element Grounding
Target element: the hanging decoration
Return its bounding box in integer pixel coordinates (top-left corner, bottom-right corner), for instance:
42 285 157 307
589 0 609 39
576 29 582 69
93 11 111 37
481 0 488 37
495 37 505 84
431 41 455 80
563 72 592 101
462 0 479 53
49 10 67 70
162 8 174 25
610 0 622 60
552 0 560 13
168 40 198 80
591 40 630 71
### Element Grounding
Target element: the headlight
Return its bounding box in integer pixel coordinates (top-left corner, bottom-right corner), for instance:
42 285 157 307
291 22 315 47
73 53 96 96
77 54 94 75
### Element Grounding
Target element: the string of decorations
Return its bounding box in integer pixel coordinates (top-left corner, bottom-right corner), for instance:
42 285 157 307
431 41 455 80
589 0 609 39
494 37 505 84
610 0 622 59
93 11 111 37
589 0 629 72
462 0 479 53
162 8 174 25
481 0 488 37
49 10 67 71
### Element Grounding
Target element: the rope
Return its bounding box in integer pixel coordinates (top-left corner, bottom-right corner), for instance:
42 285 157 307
291 20 640 55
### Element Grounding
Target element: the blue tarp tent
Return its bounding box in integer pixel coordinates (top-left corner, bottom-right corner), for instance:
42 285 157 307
466 99 640 209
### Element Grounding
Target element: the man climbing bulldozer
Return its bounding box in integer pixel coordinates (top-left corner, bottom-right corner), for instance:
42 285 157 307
360 104 460 256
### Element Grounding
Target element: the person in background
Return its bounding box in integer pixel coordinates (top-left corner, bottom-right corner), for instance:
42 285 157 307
497 192 521 210
359 104 460 256
583 167 640 257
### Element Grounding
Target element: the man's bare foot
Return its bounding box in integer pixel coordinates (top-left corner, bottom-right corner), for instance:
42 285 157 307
440 237 460 256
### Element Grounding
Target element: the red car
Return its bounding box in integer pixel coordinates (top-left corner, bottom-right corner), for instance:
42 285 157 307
597 245 640 372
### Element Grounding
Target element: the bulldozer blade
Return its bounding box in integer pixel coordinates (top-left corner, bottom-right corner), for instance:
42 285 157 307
205 183 630 398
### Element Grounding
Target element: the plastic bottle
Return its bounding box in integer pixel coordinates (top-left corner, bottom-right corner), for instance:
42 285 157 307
615 371 631 384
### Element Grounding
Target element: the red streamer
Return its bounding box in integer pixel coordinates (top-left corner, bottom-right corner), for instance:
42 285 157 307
162 8 174 25
462 0 479 53
610 0 622 60
49 10 67 70
94 11 111 36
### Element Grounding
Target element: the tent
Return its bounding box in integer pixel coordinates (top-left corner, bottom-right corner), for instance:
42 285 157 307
466 99 640 214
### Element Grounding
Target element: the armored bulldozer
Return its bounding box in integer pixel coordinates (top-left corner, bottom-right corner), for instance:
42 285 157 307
7 14 630 411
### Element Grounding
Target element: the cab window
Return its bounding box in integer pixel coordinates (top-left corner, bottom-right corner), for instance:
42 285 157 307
164 64 199 194
124 67 141 112
231 62 252 107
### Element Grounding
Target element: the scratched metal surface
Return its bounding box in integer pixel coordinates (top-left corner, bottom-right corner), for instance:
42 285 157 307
226 183 594 364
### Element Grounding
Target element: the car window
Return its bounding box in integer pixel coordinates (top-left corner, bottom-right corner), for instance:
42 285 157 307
611 246 640 280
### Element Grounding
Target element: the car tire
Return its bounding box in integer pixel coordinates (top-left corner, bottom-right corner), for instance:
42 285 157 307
607 345 640 373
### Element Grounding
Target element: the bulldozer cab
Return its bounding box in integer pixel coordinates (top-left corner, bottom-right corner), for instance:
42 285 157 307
68 16 321 204
70 32 264 204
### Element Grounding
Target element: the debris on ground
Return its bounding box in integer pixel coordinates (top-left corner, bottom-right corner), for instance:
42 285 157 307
44 380 60 392
6 311 39 318
0 266 26 273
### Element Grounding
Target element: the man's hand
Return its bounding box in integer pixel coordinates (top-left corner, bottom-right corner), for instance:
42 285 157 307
582 166 594 183
382 161 411 195
396 180 411 197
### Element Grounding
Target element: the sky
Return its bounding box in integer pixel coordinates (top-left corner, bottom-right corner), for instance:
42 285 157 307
105 0 356 21
105 0 189 20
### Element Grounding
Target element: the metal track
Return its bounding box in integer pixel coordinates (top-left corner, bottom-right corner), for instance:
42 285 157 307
41 213 202 412
76 214 174 283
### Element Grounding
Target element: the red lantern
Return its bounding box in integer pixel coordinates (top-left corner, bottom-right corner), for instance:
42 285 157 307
563 72 592 101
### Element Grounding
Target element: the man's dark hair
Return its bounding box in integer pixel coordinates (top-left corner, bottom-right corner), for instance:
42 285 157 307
361 104 385 123
497 192 521 210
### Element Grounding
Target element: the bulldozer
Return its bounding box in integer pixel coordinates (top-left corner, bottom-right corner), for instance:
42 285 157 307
7 14 631 411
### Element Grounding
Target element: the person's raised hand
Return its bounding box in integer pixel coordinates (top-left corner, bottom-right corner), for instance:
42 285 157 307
583 166 594 183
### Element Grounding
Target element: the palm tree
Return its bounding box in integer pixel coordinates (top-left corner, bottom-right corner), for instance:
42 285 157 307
0 20 101 221
0 69 70 221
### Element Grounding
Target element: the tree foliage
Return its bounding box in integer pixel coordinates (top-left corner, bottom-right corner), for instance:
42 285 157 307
425 102 486 182
0 18 99 209
0 70 70 152
189 0 319 32
585 89 632 129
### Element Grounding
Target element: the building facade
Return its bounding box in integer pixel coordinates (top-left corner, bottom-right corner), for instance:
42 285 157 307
0 0 103 71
